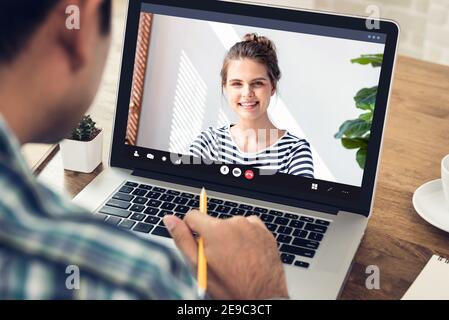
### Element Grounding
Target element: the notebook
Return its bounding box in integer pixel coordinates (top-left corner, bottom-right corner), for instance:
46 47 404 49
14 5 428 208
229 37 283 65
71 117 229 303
21 144 57 173
402 255 449 300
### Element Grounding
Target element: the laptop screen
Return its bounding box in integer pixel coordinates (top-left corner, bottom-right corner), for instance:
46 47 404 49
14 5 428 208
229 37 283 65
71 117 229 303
112 0 398 216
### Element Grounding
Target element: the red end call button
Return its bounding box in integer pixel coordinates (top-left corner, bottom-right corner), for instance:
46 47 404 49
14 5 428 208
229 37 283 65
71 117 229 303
244 170 254 180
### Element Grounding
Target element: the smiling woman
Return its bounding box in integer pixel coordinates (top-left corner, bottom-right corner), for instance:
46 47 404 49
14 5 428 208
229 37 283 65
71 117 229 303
189 34 314 178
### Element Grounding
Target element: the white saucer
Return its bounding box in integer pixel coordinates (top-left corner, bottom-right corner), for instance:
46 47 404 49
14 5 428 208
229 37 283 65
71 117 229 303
412 179 449 232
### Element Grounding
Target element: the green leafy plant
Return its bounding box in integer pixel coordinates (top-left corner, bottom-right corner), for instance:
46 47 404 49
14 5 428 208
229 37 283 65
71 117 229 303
69 115 101 142
334 54 383 169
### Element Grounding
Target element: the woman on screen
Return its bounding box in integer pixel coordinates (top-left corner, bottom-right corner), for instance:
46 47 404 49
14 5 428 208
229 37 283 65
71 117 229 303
190 33 314 178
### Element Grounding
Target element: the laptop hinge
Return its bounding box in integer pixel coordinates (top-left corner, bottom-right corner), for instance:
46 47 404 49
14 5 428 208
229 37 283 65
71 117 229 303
132 169 339 215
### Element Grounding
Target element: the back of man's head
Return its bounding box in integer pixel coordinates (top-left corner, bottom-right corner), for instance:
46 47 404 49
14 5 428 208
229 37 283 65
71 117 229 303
0 0 112 145
0 0 111 64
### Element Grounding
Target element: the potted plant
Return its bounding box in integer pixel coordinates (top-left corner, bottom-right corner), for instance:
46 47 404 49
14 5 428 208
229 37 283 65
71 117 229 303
60 115 103 173
334 54 383 169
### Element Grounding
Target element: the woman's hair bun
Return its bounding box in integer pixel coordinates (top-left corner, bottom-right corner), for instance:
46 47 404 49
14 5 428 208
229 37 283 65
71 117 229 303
221 33 281 89
243 33 276 52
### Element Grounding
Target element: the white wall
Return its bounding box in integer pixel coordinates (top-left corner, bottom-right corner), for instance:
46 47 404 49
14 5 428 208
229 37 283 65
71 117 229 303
137 14 384 186
229 0 449 67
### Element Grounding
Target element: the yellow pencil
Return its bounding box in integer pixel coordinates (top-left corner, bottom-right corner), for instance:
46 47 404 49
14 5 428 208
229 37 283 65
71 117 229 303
197 188 208 297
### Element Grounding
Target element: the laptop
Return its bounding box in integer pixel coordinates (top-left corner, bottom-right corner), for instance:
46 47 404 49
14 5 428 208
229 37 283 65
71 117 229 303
73 0 399 299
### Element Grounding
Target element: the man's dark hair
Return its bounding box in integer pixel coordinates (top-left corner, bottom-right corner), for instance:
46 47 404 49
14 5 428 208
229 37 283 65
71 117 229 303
0 0 111 64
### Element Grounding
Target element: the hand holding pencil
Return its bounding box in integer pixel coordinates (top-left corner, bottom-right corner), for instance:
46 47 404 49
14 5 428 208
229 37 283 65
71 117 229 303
163 189 289 300
197 187 208 297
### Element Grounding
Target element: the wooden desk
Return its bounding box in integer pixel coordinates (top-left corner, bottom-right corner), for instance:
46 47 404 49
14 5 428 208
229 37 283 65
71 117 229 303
36 1 449 300
339 56 449 299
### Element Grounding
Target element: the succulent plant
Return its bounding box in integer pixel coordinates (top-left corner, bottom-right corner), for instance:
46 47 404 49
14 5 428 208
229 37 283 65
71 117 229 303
69 115 101 142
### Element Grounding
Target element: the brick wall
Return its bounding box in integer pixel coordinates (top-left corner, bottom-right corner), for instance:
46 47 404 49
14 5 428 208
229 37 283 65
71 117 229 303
230 0 449 66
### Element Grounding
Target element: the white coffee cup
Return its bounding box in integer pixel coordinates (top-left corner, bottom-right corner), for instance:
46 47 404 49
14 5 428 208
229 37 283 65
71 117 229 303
442 154 449 206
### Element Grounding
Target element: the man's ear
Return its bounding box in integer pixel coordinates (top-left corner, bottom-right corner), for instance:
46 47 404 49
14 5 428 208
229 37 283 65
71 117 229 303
55 0 104 71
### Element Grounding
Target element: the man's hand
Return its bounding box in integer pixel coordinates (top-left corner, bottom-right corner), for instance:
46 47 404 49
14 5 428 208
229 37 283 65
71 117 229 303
163 211 289 300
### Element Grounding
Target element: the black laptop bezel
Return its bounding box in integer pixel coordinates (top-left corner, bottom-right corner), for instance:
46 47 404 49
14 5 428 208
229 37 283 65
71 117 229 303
110 0 399 217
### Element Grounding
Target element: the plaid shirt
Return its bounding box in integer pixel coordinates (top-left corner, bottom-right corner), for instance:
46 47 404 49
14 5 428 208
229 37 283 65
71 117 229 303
0 116 198 299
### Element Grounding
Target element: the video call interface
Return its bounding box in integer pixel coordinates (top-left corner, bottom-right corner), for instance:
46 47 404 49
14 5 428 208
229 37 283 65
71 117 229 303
125 3 387 189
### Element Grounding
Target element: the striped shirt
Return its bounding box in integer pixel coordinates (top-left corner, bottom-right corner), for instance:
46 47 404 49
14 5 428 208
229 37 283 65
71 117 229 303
189 125 314 178
0 116 198 299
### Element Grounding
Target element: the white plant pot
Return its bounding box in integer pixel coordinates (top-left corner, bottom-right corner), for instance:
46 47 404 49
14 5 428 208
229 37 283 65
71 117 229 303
59 131 103 173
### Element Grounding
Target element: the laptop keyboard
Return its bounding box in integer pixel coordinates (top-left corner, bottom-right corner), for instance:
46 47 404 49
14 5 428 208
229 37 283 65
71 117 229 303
97 181 332 269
